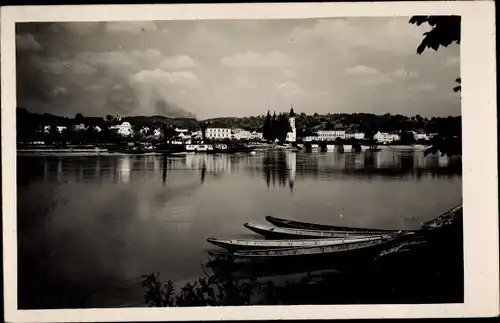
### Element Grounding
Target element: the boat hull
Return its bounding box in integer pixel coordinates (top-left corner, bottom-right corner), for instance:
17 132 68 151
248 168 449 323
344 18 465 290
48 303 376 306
208 234 401 261
265 216 400 233
207 235 389 251
243 223 384 239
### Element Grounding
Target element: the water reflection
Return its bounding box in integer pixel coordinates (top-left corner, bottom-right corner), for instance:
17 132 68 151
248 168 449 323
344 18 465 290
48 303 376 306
20 149 462 190
118 155 131 184
16 149 462 309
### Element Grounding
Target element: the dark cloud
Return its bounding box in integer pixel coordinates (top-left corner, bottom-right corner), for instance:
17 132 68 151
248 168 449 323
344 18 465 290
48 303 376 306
15 18 460 119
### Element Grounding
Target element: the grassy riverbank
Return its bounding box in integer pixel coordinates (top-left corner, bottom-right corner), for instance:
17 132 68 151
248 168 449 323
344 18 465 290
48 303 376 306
142 204 463 306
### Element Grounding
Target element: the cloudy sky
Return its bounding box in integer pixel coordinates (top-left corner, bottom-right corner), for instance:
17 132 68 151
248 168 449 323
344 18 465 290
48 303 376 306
16 18 460 119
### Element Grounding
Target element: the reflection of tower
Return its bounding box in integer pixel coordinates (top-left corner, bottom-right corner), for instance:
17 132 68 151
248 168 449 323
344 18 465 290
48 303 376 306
287 152 296 191
162 156 168 185
44 159 49 183
78 160 84 181
57 157 63 182
95 157 101 178
153 156 160 172
201 161 207 183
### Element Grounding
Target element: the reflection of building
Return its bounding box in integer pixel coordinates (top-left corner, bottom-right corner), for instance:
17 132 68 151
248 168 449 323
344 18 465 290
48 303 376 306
118 155 131 183
438 155 449 167
287 152 296 190
344 153 365 169
57 157 63 182
184 154 231 173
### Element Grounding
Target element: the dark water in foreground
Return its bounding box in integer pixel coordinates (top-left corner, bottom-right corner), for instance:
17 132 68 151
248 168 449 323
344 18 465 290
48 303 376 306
17 148 462 308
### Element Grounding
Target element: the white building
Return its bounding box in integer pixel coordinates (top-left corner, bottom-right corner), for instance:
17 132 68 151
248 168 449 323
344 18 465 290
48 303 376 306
140 126 151 135
303 135 319 142
232 128 252 140
374 131 400 143
110 122 133 136
285 113 297 142
191 130 202 139
250 131 263 140
412 131 429 141
175 128 189 133
153 128 162 138
206 127 232 139
345 132 365 140
44 125 67 133
177 132 192 140
316 130 346 141
74 123 86 131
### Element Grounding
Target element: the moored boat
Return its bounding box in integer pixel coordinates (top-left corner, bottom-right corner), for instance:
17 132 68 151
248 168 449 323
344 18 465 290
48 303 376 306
107 146 156 155
206 235 390 250
243 223 385 239
265 216 401 233
208 234 399 259
228 144 254 153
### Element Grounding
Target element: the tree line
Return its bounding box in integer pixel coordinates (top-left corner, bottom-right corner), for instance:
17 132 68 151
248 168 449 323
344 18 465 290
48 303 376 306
17 106 461 146
262 109 294 142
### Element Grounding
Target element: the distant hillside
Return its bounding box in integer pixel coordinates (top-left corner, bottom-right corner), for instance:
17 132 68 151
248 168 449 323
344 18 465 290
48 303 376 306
16 107 200 130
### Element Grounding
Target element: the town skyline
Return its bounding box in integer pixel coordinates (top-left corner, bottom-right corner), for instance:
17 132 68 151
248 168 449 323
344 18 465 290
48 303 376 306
16 17 460 120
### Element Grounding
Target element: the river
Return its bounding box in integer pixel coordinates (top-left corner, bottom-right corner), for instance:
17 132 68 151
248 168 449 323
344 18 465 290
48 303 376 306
16 147 462 308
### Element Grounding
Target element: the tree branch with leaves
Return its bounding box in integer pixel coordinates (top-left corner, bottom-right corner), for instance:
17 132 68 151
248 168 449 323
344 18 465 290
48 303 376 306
410 15 462 157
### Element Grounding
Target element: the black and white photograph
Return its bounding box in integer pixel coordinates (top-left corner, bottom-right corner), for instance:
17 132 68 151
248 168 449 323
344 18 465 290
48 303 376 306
1 2 498 321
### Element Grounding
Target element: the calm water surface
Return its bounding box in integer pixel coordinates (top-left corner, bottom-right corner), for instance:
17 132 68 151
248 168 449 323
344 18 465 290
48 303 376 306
17 148 462 308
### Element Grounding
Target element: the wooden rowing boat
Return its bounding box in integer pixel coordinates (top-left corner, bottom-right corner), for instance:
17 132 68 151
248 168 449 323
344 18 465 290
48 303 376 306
265 216 399 233
243 223 387 239
208 234 398 259
206 235 389 250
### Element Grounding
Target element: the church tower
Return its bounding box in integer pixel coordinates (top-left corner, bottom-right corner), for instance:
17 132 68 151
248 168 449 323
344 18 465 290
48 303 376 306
286 104 297 142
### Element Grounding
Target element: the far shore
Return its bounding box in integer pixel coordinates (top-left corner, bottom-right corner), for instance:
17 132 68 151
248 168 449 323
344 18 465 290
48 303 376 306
16 143 433 155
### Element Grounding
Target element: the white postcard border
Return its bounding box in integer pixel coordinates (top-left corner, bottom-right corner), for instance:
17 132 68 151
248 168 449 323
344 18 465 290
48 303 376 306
2 1 498 321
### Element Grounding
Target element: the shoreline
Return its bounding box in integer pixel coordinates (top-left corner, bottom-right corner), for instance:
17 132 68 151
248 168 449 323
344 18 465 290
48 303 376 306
16 144 432 155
